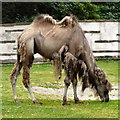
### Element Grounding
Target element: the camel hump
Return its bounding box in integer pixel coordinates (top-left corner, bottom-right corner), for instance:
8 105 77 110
57 15 78 27
33 14 78 27
33 14 56 25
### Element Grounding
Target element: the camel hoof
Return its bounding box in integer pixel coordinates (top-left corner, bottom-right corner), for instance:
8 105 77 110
33 101 43 105
75 100 83 104
62 103 70 106
14 99 23 103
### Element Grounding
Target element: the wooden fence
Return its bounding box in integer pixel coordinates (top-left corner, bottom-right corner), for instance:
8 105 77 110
0 21 119 64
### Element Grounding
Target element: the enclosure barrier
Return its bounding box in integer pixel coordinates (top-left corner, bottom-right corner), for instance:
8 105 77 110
0 20 119 64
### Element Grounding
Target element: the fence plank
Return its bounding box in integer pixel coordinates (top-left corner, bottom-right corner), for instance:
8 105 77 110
0 21 119 63
93 42 119 51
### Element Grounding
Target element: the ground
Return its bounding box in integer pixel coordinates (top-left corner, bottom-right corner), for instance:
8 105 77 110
1 60 119 118
32 83 119 101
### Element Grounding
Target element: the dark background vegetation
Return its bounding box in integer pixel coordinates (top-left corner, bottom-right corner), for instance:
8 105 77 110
2 2 120 23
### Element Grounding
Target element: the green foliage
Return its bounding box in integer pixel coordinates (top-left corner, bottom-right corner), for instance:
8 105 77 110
2 2 119 23
94 2 120 20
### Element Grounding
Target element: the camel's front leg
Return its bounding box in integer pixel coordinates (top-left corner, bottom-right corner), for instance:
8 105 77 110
62 76 71 106
22 65 43 105
72 77 81 104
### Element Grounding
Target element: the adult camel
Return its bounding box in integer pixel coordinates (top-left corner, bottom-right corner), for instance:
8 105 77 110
10 14 112 105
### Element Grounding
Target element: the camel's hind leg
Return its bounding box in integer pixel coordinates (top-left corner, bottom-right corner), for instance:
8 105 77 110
22 55 43 105
10 61 22 102
72 75 83 104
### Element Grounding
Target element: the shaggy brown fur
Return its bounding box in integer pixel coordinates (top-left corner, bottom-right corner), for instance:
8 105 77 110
64 52 78 76
57 15 78 27
52 52 62 80
77 60 89 92
52 45 69 80
10 62 22 82
95 67 112 91
33 14 56 25
22 66 30 88
33 14 77 28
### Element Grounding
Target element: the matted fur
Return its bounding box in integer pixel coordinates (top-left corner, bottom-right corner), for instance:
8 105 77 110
77 60 89 92
52 45 69 80
33 14 56 25
57 15 78 27
95 67 112 91
64 52 78 76
52 52 62 80
33 14 78 28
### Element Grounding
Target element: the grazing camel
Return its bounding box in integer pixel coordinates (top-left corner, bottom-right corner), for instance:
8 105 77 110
10 14 112 104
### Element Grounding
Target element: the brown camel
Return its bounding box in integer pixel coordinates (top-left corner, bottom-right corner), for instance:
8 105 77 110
10 14 112 105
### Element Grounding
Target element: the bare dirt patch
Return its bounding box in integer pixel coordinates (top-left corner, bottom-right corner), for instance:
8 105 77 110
32 83 120 101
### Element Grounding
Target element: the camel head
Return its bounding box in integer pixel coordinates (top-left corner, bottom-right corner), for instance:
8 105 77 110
94 67 112 102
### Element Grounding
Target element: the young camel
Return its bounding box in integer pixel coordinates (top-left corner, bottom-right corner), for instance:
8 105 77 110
53 45 88 105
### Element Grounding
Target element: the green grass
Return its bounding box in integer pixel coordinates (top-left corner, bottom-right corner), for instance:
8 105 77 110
2 99 119 118
96 60 119 84
1 60 119 118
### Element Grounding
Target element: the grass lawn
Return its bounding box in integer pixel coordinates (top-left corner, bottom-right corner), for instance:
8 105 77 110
1 60 119 118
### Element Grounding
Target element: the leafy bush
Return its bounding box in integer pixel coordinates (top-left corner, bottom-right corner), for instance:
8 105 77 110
2 2 120 23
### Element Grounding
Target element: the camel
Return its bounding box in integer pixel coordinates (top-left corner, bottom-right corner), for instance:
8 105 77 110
10 14 112 104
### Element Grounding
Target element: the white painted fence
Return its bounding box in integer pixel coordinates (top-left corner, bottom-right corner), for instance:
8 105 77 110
0 21 119 64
